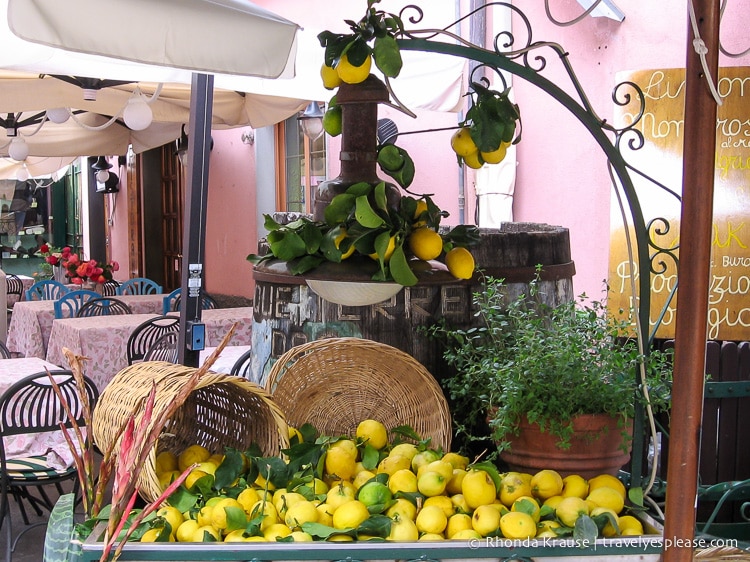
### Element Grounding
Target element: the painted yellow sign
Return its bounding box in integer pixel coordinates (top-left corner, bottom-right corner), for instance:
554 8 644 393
609 67 750 341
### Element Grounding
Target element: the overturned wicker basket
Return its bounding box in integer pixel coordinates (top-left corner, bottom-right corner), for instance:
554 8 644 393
264 337 452 451
93 361 288 502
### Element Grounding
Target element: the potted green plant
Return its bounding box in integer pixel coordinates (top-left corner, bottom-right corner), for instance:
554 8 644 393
424 273 673 478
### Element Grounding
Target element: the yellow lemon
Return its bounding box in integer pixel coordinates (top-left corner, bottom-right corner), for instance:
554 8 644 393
462 469 498 509
385 497 417 521
419 532 445 541
158 470 182 490
140 527 170 542
196 505 214 527
325 480 356 511
590 506 620 537
446 513 473 538
254 472 276 491
618 515 644 535
237 487 261 515
555 496 590 527
156 505 184 534
462 151 483 169
288 426 304 443
450 127 478 157
262 522 292 541
353 469 377 491
413 199 429 227
195 461 217 476
325 446 357 481
223 529 249 542
377 454 411 476
356 419 389 449
408 228 443 261
499 511 536 540
441 452 470 470
586 486 625 514
177 444 211 471
211 498 245 531
284 500 319 529
388 468 418 494
417 471 447 497
511 496 541 524
423 495 455 519
155 450 178 474
471 504 502 537
418 460 454 482
191 525 221 542
249 500 279 531
291 530 314 542
445 247 475 280
411 449 441 473
446 468 467 495
389 443 419 461
416 505 448 535
273 491 306 517
333 228 355 259
332 500 370 530
588 474 627 499
450 528 482 540
561 474 589 498
175 519 200 542
331 438 359 459
316 503 335 526
480 142 509 164
499 472 532 507
387 515 419 541
450 493 471 515
368 235 397 262
542 495 565 511
531 469 564 500
336 53 372 84
320 63 342 89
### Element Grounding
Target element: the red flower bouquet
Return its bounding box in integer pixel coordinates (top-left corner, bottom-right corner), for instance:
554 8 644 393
48 246 119 285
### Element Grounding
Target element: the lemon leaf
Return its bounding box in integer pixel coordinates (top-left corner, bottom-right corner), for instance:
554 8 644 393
373 35 402 78
345 181 374 197
325 193 356 225
355 195 386 228
468 461 503 492
289 255 325 275
213 448 244 490
628 486 644 507
373 181 388 211
573 515 598 545
389 245 418 286
377 144 404 172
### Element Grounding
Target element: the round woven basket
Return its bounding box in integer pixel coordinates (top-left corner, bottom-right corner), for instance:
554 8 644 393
264 337 452 451
93 361 288 502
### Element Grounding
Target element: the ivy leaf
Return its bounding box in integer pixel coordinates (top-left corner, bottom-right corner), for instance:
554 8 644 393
373 34 402 77
389 245 418 286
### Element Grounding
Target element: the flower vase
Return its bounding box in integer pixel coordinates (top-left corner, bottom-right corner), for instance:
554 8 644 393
54 266 67 284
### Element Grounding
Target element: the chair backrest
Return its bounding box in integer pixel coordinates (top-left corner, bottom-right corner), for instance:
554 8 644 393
126 315 180 365
76 297 133 317
53 289 101 319
25 279 69 301
116 278 163 296
101 279 121 296
162 288 218 314
0 370 99 438
229 347 254 378
142 332 179 363
5 274 24 299
0 340 11 359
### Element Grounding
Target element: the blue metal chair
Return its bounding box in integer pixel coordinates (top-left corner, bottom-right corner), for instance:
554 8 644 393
161 287 217 314
53 290 100 319
24 280 69 302
115 278 162 296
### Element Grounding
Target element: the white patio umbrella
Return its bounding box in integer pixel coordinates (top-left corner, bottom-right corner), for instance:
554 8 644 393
6 0 302 367
0 156 73 181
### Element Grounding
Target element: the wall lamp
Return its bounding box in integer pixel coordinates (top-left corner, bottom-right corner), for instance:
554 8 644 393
575 0 625 21
175 124 214 167
298 101 324 141
92 156 119 193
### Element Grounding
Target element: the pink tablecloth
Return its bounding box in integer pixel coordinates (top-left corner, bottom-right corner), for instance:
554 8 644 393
46 307 253 392
6 294 166 359
0 357 77 465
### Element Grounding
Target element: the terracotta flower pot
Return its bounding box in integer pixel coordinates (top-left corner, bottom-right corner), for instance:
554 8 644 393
497 414 633 479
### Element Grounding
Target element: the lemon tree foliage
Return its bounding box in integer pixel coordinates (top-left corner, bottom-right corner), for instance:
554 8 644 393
248 186 479 285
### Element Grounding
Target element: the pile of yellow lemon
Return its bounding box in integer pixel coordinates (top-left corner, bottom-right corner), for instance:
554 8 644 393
450 126 512 169
148 420 647 543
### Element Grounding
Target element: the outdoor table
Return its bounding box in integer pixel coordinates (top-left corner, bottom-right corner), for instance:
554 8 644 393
199 344 252 376
45 307 253 392
5 294 166 359
0 356 76 466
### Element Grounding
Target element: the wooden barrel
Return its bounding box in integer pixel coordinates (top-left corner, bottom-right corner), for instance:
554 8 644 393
250 221 575 387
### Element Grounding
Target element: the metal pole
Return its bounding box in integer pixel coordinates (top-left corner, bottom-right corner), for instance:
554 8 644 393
663 1 720 560
178 72 213 367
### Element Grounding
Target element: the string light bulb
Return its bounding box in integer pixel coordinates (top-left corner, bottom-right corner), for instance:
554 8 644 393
122 91 153 130
8 138 29 161
46 107 70 124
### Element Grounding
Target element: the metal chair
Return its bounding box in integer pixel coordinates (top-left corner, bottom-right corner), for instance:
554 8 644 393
76 297 133 317
0 370 98 562
5 274 23 307
161 288 218 314
126 315 180 365
25 280 69 302
100 279 120 296
142 332 179 364
229 347 254 378
115 278 163 296
52 289 100 319
0 341 11 359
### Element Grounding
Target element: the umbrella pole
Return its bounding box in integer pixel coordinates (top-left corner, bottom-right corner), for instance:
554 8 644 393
662 1 720 560
178 72 214 367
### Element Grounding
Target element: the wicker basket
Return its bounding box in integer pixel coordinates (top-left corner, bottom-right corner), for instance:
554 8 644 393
93 361 288 502
264 337 452 451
